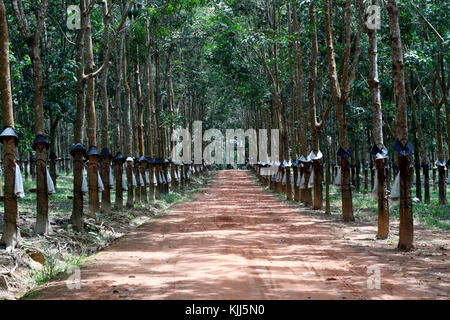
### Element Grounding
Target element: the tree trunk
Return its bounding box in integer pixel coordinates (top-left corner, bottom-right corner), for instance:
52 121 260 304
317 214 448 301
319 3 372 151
387 0 414 250
114 160 124 211
85 10 99 218
292 0 310 205
123 32 134 207
126 160 134 208
71 0 87 230
71 150 84 232
324 0 360 221
0 0 20 249
432 76 447 205
12 0 50 234
376 158 389 239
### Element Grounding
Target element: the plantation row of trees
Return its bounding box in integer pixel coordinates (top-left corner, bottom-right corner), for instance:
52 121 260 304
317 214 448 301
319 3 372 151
0 0 448 252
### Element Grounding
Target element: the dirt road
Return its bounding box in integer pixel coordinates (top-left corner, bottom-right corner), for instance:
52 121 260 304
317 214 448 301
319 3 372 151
33 170 446 299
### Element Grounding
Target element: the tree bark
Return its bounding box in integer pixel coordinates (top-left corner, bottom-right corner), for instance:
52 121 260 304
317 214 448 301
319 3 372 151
12 0 50 234
85 8 99 218
0 0 20 249
387 0 414 250
323 0 361 221
359 0 389 237
292 0 311 206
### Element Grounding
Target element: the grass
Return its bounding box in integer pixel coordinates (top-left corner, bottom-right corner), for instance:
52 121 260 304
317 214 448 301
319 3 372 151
323 184 449 231
31 253 85 286
254 174 449 231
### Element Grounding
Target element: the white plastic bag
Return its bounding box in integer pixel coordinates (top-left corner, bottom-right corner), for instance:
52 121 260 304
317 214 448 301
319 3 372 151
371 169 378 200
389 172 400 205
122 174 128 191
81 168 88 194
14 164 25 198
46 168 55 194
132 171 137 188
153 172 158 186
308 170 314 189
139 171 144 186
300 174 306 189
98 171 104 192
333 167 341 187
109 167 114 188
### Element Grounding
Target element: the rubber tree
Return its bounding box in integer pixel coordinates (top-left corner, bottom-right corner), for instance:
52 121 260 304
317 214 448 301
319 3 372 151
0 0 20 250
145 23 156 201
358 0 389 239
292 0 311 206
408 73 430 204
113 35 124 210
11 0 50 234
84 5 100 218
323 0 362 222
387 0 414 251
407 72 430 204
135 46 147 203
123 31 134 208
82 0 128 216
258 2 284 197
287 1 298 202
71 0 88 232
99 0 113 214
431 73 447 205
307 2 333 210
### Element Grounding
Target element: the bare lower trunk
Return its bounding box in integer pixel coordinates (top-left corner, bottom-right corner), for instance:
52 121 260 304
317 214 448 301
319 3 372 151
35 144 50 234
0 140 20 249
303 163 312 207
87 155 99 218
340 156 354 222
126 162 134 208
134 165 141 204
375 159 389 239
423 166 430 204
312 159 322 210
114 161 123 211
149 165 155 201
293 166 299 201
325 153 331 215
397 155 413 250
71 152 84 231
140 162 147 203
101 157 111 214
